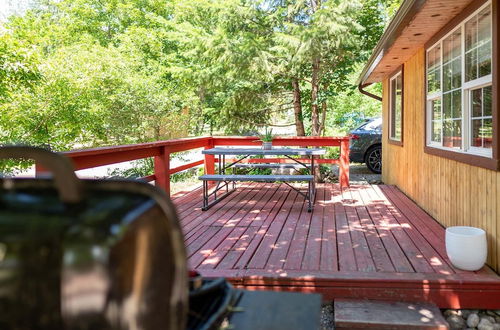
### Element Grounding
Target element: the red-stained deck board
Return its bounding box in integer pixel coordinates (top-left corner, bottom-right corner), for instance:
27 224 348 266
198 184 278 269
200 182 261 227
182 182 258 236
301 187 325 271
173 183 500 309
234 185 291 269
371 185 454 274
237 183 279 228
342 189 376 272
363 186 435 274
320 187 338 272
334 193 357 271
245 190 298 269
232 186 291 269
283 193 313 270
349 187 395 272
356 184 414 273
266 190 306 270
198 226 247 269
217 226 260 270
186 226 220 259
174 186 203 216
377 185 464 273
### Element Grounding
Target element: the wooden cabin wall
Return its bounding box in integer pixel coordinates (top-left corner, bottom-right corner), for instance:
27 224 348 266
381 49 500 272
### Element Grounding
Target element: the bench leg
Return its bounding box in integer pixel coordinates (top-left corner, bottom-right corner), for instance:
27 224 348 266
307 181 313 212
202 180 209 211
201 180 236 211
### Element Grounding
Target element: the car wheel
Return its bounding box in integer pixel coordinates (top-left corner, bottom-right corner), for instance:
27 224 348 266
365 145 382 174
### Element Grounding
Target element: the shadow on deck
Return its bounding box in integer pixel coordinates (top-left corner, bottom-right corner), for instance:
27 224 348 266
173 183 500 309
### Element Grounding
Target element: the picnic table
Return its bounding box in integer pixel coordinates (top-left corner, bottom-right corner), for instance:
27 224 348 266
199 147 326 212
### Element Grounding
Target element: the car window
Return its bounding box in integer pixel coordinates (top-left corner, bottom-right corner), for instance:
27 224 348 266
356 118 382 131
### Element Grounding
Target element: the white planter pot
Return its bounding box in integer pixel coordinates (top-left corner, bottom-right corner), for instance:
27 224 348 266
262 142 272 150
445 226 487 271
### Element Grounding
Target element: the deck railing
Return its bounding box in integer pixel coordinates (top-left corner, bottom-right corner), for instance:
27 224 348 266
54 136 349 195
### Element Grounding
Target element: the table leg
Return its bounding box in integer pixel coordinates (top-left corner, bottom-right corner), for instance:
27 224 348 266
312 154 316 198
224 154 229 193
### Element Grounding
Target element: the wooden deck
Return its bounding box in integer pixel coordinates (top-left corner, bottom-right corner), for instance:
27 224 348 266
173 183 500 309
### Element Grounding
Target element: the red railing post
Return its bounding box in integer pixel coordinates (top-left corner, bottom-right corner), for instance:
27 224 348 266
154 146 171 195
204 138 215 175
339 138 350 188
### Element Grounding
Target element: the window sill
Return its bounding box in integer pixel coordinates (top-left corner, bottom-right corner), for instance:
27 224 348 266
388 138 403 146
424 145 499 171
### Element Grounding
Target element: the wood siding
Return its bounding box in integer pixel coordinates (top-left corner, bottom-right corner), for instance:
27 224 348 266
382 49 500 272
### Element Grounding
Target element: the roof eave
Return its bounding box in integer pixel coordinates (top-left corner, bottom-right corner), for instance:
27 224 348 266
357 0 427 86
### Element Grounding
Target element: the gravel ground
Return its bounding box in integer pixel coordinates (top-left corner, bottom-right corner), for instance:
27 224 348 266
442 309 500 329
320 303 335 329
331 163 382 185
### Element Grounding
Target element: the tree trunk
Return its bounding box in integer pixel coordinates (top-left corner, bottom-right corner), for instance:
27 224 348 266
319 101 327 136
310 56 321 136
292 79 305 136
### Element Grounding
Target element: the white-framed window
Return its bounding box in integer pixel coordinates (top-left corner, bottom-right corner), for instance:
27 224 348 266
389 70 403 142
426 1 492 157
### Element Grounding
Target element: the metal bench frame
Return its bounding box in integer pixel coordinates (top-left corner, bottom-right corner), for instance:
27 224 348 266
200 151 319 212
199 148 325 212
201 174 315 212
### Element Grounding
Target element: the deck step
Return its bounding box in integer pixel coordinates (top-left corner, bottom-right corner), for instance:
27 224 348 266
334 299 449 330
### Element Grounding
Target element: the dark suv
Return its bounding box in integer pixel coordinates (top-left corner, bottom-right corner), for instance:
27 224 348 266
349 117 382 174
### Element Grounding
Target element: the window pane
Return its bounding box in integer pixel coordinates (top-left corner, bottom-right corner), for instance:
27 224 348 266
432 120 441 142
390 74 402 141
471 119 482 147
443 120 453 147
465 4 492 82
452 89 461 118
452 59 461 89
469 85 492 150
478 43 491 77
427 68 440 94
428 48 435 68
431 99 442 143
483 86 491 116
478 6 491 43
432 99 441 121
427 3 493 155
443 63 451 91
483 119 492 149
452 120 462 148
428 45 441 70
443 29 461 63
465 16 478 50
394 82 402 139
471 88 482 117
427 45 441 94
443 120 461 149
443 30 461 92
443 93 452 119
465 50 478 81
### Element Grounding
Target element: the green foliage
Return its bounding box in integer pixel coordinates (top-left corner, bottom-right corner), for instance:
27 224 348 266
1 1 195 151
325 67 382 135
0 0 399 174
258 127 275 142
108 158 154 179
0 33 41 100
